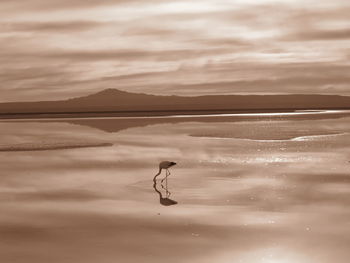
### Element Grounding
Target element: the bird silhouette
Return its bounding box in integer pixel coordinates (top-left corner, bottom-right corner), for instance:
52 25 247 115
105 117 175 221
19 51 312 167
155 161 176 183
153 161 177 206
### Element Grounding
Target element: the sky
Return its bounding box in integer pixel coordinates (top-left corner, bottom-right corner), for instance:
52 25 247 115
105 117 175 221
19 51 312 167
0 0 349 102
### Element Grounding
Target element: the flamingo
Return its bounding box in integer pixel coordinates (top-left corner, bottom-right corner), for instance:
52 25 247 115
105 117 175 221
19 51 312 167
154 161 176 183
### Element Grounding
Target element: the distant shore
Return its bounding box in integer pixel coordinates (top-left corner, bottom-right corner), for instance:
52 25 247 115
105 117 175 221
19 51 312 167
1 108 350 120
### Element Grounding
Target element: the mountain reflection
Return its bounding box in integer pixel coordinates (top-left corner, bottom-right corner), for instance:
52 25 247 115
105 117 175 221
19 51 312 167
1 112 350 263
34 110 350 133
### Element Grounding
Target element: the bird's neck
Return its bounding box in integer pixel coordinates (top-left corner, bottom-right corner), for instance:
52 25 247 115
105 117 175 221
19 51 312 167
155 167 162 177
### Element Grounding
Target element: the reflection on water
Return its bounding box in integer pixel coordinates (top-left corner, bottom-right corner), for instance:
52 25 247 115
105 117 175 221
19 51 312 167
0 111 350 263
153 174 177 206
153 161 178 206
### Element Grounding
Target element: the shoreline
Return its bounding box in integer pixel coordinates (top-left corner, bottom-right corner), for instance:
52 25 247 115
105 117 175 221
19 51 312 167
1 108 350 120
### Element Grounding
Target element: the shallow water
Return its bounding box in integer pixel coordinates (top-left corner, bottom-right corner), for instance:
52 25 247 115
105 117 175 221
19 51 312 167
1 111 350 263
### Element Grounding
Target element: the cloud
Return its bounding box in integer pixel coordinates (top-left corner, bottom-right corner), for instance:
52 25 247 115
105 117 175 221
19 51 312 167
0 0 147 12
0 21 104 33
284 28 350 41
44 48 230 62
1 60 350 102
0 0 350 101
98 62 350 95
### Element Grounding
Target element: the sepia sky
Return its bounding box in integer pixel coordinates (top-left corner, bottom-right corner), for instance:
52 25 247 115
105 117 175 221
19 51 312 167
0 0 349 102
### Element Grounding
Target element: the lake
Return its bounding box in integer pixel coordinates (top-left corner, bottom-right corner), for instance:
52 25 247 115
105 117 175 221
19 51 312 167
1 110 350 263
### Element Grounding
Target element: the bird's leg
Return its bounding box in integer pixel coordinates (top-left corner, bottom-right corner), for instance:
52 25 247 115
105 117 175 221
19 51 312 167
166 173 168 193
161 169 170 183
165 178 172 198
160 184 167 198
164 172 170 197
160 180 166 192
160 170 168 187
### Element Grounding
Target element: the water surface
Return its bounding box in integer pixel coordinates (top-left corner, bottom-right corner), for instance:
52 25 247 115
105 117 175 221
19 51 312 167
1 111 350 263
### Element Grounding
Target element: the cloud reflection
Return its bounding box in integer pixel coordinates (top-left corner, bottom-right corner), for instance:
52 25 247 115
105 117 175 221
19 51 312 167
1 113 350 262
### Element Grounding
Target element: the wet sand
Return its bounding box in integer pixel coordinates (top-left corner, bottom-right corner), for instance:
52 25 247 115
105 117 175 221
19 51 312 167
0 111 350 263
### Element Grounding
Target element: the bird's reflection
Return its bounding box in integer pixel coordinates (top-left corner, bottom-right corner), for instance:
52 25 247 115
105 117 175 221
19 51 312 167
153 161 178 206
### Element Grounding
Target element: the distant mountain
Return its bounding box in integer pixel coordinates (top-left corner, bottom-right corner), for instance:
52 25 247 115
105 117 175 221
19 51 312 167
0 89 350 116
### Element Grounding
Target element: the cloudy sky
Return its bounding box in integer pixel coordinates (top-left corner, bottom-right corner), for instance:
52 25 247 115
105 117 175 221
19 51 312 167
0 0 349 102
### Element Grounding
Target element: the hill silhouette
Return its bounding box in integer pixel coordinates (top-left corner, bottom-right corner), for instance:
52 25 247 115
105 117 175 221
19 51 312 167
0 89 350 118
